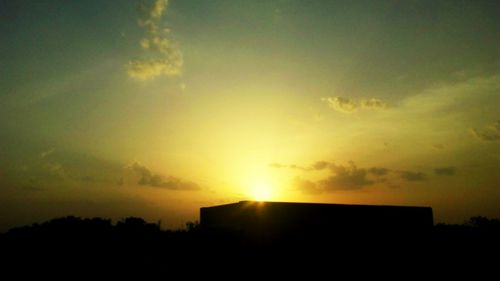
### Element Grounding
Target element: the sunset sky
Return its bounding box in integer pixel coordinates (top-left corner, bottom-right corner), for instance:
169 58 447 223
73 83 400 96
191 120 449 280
0 0 498 231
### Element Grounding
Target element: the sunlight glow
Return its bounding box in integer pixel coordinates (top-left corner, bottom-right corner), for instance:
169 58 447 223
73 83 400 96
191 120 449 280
250 181 273 201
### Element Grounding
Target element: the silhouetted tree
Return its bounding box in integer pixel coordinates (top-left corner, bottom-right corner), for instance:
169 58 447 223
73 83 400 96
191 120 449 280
1 214 499 276
466 216 500 230
185 220 200 232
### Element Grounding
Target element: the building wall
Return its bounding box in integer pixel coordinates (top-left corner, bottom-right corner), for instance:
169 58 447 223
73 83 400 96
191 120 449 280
200 201 433 243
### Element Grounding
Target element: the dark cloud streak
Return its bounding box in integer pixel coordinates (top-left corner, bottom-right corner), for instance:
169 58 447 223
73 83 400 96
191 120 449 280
434 167 456 176
399 171 426 182
285 160 434 194
369 167 389 176
470 121 500 141
128 162 199 190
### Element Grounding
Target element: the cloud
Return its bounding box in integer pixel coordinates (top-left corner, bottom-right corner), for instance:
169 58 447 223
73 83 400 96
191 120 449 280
127 0 183 80
402 74 499 114
360 98 388 110
289 164 310 170
321 97 357 113
39 148 55 159
271 161 331 171
471 121 500 141
45 162 67 179
283 160 432 194
293 178 322 194
368 167 389 176
273 163 310 170
320 162 374 190
399 171 426 182
434 167 456 176
311 161 330 170
274 161 388 177
432 144 445 150
293 161 377 192
149 0 167 19
128 162 199 190
321 96 388 113
128 57 182 80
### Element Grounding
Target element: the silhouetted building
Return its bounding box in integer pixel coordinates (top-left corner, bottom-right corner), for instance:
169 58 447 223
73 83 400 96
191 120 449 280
200 201 433 244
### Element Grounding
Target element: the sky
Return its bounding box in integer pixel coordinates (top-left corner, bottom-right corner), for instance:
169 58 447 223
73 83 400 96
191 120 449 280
0 0 498 231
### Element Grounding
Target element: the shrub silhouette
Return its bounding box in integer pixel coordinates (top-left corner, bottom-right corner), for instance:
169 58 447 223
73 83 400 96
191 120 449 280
1 215 498 276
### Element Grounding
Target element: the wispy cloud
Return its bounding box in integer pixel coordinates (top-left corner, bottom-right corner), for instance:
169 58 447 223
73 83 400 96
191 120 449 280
269 162 310 171
284 161 389 193
434 167 456 176
127 0 183 80
293 178 322 194
149 0 167 19
401 74 499 116
39 148 55 159
278 160 432 194
398 171 426 182
311 161 330 170
471 121 500 141
321 96 388 113
368 167 389 176
128 162 199 190
45 162 67 178
319 162 374 190
360 98 389 110
321 97 358 113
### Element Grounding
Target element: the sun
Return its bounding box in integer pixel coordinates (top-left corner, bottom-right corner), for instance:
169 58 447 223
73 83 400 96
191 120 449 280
250 182 273 201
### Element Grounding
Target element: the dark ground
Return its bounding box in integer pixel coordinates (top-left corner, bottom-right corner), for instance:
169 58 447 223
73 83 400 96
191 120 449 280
1 216 498 278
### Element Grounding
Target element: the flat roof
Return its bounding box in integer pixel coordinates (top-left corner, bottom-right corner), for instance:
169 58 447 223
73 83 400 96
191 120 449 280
201 200 432 210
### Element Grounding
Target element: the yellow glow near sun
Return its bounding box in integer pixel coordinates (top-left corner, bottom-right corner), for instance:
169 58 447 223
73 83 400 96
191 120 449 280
250 181 273 201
